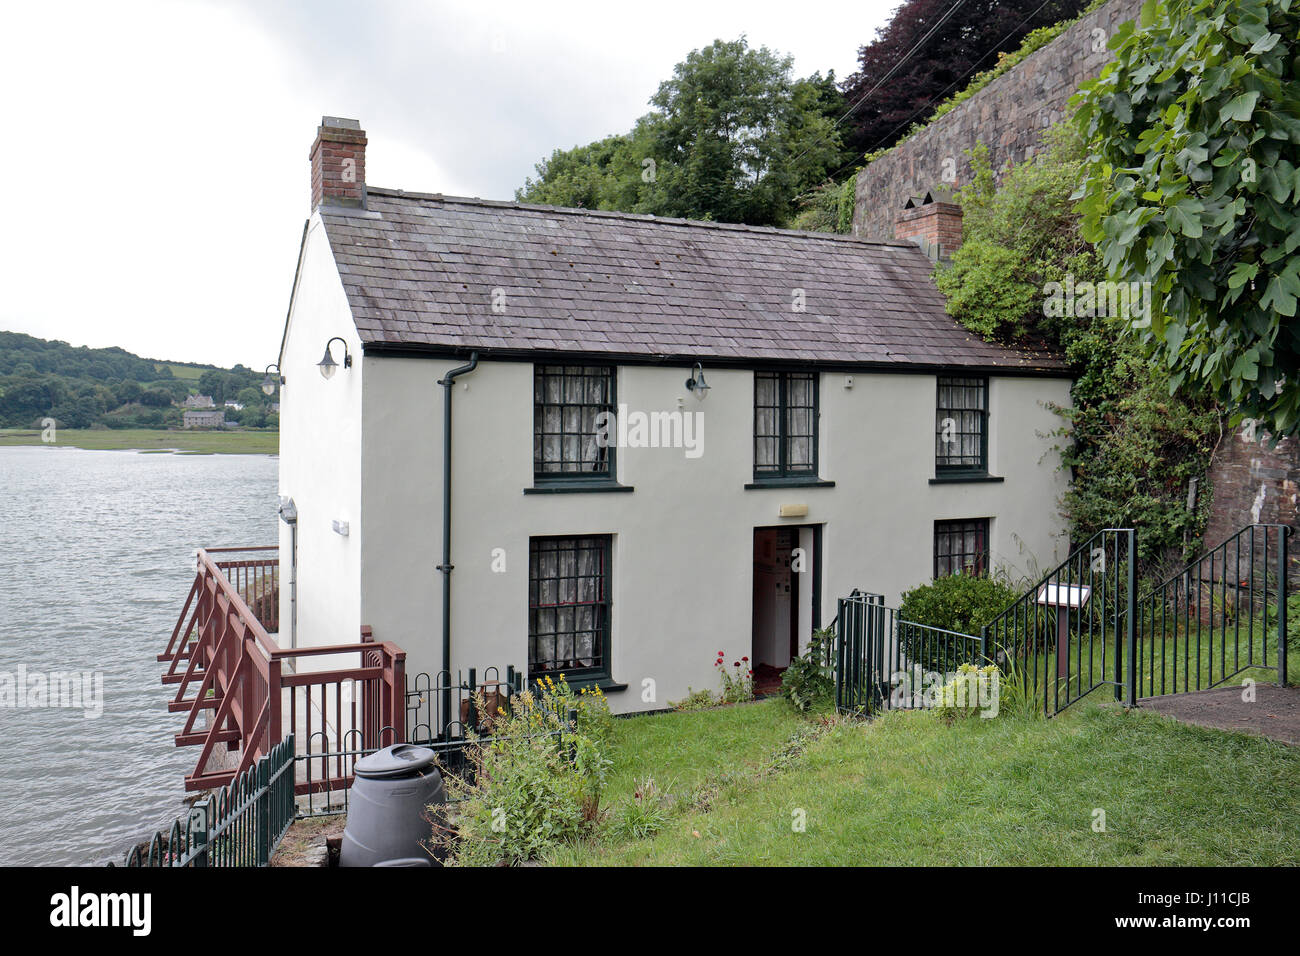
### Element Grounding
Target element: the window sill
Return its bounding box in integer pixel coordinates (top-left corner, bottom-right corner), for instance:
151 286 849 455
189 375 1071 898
525 480 634 495
531 675 627 694
744 478 836 490
929 474 1004 485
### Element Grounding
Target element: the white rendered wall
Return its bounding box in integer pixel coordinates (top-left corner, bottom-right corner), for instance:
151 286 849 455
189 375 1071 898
354 358 1072 713
277 213 365 657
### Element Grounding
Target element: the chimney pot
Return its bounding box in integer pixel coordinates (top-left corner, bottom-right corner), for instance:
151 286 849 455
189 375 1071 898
310 116 367 211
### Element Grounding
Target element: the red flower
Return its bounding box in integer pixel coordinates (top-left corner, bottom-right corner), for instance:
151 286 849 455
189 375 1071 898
742 656 749 662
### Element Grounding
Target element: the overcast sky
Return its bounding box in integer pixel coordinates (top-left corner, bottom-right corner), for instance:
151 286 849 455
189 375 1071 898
0 0 896 369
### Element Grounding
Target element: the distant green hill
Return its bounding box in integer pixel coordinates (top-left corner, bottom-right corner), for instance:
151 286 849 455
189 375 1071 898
0 330 278 429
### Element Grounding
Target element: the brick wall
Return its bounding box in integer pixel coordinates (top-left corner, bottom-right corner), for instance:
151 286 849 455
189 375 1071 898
1205 426 1300 546
852 0 1143 240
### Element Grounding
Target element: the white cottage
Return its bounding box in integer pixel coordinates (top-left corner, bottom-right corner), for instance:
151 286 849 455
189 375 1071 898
277 117 1072 713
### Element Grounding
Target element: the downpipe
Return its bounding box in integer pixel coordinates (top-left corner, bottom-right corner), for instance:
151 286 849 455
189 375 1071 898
436 352 478 737
278 496 299 650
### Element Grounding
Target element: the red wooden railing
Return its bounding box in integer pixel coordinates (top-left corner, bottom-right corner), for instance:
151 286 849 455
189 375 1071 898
161 548 406 793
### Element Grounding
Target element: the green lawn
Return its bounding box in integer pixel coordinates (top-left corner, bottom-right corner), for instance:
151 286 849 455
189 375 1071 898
545 698 1300 866
0 427 277 455
601 698 812 804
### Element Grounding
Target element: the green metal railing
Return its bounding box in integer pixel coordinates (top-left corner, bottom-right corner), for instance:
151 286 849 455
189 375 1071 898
115 735 296 867
1132 524 1289 697
295 669 569 819
835 523 1292 720
985 528 1137 714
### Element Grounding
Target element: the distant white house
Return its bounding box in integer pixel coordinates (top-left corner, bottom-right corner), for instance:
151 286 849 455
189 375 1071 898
182 409 225 429
224 401 244 411
184 394 215 409
276 117 1072 714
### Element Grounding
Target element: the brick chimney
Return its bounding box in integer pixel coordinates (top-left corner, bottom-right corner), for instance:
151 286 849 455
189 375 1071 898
894 193 962 261
309 116 367 211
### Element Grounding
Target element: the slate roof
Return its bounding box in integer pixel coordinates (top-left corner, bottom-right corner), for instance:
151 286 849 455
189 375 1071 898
316 188 1065 372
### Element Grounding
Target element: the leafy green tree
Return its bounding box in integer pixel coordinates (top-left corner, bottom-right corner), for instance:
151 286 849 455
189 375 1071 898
51 394 101 429
640 45 845 224
518 39 849 226
235 406 267 428
113 379 143 406
1075 0 1300 435
517 134 638 210
937 132 1101 342
197 369 227 403
236 386 266 408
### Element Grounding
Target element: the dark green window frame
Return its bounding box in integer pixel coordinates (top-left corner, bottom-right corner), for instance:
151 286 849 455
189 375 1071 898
935 375 988 476
527 534 612 681
533 364 617 483
934 518 990 578
753 370 819 481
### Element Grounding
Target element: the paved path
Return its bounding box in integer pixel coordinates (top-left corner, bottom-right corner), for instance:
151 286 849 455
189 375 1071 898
1140 683 1300 746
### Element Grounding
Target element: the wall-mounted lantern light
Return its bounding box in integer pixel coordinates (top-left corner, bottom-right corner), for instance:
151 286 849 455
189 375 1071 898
685 362 710 399
318 337 352 380
262 364 283 396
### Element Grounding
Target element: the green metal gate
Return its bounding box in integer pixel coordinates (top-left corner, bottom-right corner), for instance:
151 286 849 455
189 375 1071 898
834 591 986 716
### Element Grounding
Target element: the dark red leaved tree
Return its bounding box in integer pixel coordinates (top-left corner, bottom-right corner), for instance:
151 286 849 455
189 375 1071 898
840 0 1090 156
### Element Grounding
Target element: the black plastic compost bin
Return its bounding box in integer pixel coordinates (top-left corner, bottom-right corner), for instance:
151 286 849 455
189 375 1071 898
340 743 445 867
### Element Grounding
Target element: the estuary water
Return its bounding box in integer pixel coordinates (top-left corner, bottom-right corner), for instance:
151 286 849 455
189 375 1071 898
0 445 277 865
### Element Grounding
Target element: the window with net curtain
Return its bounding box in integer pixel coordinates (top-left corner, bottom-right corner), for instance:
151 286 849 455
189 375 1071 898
534 365 615 479
935 376 988 473
933 518 989 577
528 535 611 678
754 371 818 479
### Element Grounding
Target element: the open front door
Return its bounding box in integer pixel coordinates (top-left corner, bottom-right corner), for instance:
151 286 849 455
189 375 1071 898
752 526 820 694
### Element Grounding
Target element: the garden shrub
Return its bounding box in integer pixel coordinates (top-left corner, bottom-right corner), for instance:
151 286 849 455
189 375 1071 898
781 627 835 711
789 176 856 234
990 651 1047 719
932 663 1000 724
898 573 1023 638
436 676 611 866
